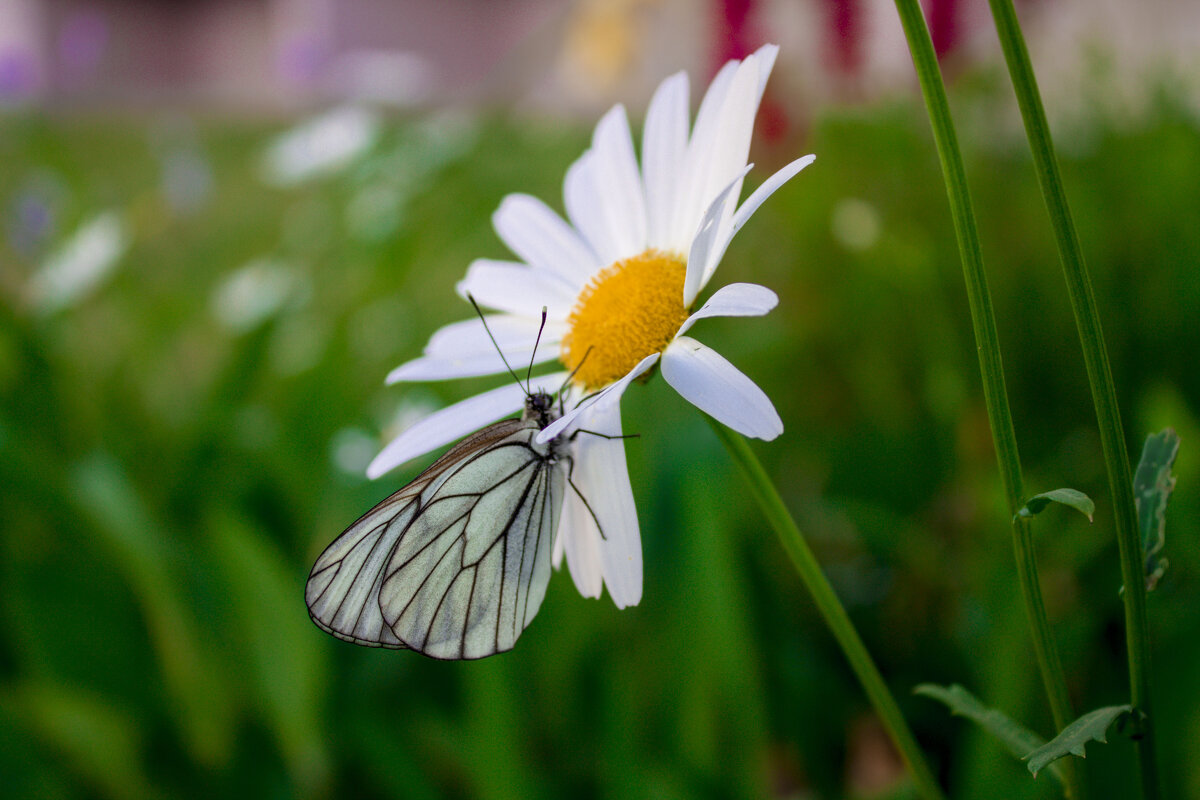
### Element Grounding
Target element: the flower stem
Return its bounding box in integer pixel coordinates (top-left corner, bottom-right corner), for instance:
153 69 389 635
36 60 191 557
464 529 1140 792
889 1 1082 797
985 1 1158 795
707 419 945 800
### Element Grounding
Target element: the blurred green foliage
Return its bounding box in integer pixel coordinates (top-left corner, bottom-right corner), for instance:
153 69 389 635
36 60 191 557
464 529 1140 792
1 79 1198 799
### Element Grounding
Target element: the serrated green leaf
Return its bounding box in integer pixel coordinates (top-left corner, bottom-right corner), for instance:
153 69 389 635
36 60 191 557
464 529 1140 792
1024 705 1134 776
1016 488 1095 522
1133 428 1179 591
914 683 1061 784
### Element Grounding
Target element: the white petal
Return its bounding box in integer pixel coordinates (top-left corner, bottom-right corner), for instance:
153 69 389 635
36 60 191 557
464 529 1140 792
748 44 780 101
697 55 759 219
384 351 552 382
700 155 816 289
641 71 689 248
456 258 577 319
667 58 739 248
424 314 556 359
692 59 741 140
493 193 598 284
661 336 782 440
366 372 567 478
564 151 622 267
386 315 563 383
683 164 754 307
671 46 781 255
552 521 566 568
536 352 659 443
676 282 778 337
570 402 642 607
687 53 776 284
559 487 604 598
590 104 647 257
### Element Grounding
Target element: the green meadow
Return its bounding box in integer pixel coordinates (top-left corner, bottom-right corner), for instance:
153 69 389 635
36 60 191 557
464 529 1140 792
2 79 1198 798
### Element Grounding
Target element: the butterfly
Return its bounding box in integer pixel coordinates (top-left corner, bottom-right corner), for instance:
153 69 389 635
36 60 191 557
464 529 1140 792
305 387 569 659
305 303 588 659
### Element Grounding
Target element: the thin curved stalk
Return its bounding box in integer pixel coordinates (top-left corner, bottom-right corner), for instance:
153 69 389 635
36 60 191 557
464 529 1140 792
889 1 1081 796
985 1 1158 795
708 420 946 800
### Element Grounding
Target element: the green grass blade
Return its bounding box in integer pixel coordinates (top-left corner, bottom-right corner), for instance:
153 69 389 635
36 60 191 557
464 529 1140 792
889 1 1080 795
984 1 1161 794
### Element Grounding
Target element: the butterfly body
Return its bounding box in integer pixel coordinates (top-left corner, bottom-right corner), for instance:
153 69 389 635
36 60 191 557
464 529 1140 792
306 392 566 659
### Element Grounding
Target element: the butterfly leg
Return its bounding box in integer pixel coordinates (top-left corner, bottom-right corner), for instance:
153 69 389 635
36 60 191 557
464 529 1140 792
569 429 640 442
562 453 607 542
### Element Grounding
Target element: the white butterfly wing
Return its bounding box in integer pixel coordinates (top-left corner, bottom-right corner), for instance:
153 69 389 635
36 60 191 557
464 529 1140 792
306 420 531 650
305 485 418 648
380 424 563 659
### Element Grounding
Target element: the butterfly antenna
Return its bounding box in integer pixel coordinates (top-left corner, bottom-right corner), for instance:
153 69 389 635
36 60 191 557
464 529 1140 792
525 307 548 395
467 293 525 393
555 344 593 409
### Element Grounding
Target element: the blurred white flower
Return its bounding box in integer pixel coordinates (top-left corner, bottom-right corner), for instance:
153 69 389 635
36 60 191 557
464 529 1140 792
327 50 434 107
831 197 881 252
161 149 214 214
262 106 380 186
329 426 381 476
370 44 813 608
211 258 305 332
29 211 127 314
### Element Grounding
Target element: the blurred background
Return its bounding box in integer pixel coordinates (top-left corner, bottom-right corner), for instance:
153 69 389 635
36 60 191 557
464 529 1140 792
2 0 1199 798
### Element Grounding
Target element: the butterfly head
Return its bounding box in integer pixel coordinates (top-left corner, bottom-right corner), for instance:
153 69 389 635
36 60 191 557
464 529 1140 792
523 391 558 431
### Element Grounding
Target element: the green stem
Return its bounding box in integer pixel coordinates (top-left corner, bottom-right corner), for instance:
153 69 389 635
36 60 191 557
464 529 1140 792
985 1 1158 796
707 419 945 800
890 1 1082 797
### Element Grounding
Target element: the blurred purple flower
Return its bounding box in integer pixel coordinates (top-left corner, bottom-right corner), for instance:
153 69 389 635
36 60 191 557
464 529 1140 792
7 175 67 256
0 48 39 100
17 195 52 236
277 35 330 86
58 11 109 84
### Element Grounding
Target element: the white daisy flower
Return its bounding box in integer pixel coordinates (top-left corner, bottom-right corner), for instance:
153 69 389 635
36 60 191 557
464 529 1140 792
367 44 814 610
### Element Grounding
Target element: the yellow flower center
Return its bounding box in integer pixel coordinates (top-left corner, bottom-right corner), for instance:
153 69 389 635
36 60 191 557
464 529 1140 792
561 249 689 391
